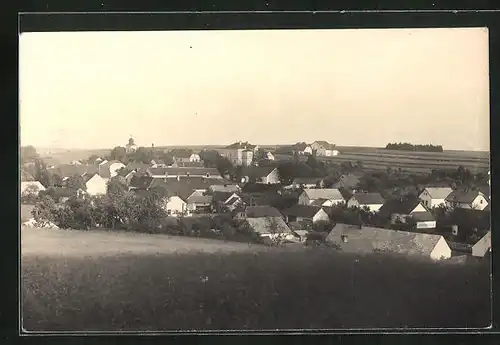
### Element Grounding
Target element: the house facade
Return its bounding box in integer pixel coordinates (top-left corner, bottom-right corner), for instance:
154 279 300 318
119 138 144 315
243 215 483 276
125 137 138 154
472 231 491 257
283 205 330 224
162 196 190 217
99 160 126 178
346 192 385 212
380 198 436 229
418 187 453 209
241 167 280 184
326 223 452 260
298 189 344 206
311 141 336 157
445 189 489 210
190 153 201 162
85 174 109 196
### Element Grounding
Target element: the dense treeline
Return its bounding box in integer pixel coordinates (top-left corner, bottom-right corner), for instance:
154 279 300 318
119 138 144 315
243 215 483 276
385 142 444 152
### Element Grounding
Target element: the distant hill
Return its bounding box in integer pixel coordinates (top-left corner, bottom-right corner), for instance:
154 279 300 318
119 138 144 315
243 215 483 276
37 148 111 165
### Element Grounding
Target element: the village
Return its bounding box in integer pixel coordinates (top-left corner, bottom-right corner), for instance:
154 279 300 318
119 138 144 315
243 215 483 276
20 137 492 262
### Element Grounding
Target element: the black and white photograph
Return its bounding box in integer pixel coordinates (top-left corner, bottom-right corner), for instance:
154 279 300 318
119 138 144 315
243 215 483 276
19 26 491 332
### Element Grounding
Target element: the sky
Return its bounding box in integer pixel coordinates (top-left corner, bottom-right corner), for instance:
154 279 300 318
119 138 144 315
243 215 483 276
19 28 490 151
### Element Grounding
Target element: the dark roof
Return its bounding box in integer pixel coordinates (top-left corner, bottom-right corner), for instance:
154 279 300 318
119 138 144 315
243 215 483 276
313 141 335 150
411 212 436 222
244 206 283 218
148 179 170 190
129 175 154 190
116 168 133 177
282 204 324 218
350 192 385 205
45 187 77 198
126 162 151 171
149 167 220 177
445 208 491 231
379 197 424 215
326 223 446 256
310 198 329 206
292 177 327 185
292 142 308 151
445 188 487 204
154 177 212 200
241 166 277 178
212 191 237 203
169 149 193 158
240 192 274 206
225 141 256 149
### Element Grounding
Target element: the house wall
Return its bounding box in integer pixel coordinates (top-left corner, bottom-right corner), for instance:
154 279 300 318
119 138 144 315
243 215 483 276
419 190 432 208
472 231 491 257
364 204 383 212
429 237 452 260
347 198 360 208
416 220 437 229
109 162 126 178
312 210 330 223
86 175 108 196
190 154 201 162
472 195 488 210
165 196 189 217
303 146 313 155
259 168 280 184
410 203 427 213
298 192 311 205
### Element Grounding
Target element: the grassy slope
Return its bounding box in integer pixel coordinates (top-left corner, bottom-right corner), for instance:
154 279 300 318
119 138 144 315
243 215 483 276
21 227 491 331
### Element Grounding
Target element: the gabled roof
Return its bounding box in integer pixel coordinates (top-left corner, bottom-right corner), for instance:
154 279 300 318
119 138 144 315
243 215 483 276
379 197 424 215
149 167 220 177
164 179 212 200
244 206 283 218
445 208 491 231
445 189 486 204
422 187 453 199
326 223 446 256
292 177 327 185
225 141 256 149
240 192 274 206
126 162 151 171
172 161 205 168
411 211 436 222
310 198 330 206
241 166 277 178
212 191 237 203
312 141 332 148
187 194 213 205
117 168 134 177
246 217 291 235
20 181 46 193
302 188 344 201
282 204 325 218
334 173 362 189
209 184 240 193
350 192 385 205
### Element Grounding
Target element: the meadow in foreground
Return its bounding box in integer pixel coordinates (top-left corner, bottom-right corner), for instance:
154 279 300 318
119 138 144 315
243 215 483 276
22 228 491 331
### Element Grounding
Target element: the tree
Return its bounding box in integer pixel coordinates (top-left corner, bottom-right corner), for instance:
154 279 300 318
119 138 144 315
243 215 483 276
66 174 86 191
107 178 127 196
109 146 127 162
20 145 38 164
21 184 40 204
87 154 100 164
32 196 57 226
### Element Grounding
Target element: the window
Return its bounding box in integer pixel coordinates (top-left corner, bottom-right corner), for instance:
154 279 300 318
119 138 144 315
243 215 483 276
206 173 210 178
341 235 348 243
480 199 483 204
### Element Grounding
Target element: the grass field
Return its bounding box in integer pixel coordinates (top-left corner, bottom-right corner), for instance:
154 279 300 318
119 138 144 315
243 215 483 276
21 227 491 331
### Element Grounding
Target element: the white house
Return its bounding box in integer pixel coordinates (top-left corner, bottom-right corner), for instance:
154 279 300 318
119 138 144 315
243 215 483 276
326 223 452 260
310 141 336 157
265 152 275 161
472 231 491 257
20 181 46 196
347 192 385 212
298 188 344 206
282 205 330 224
217 142 256 166
418 187 453 209
162 196 190 217
379 198 436 229
190 153 201 162
303 145 313 155
85 174 109 196
245 217 295 242
186 191 213 212
99 160 126 178
241 167 280 184
445 189 489 210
